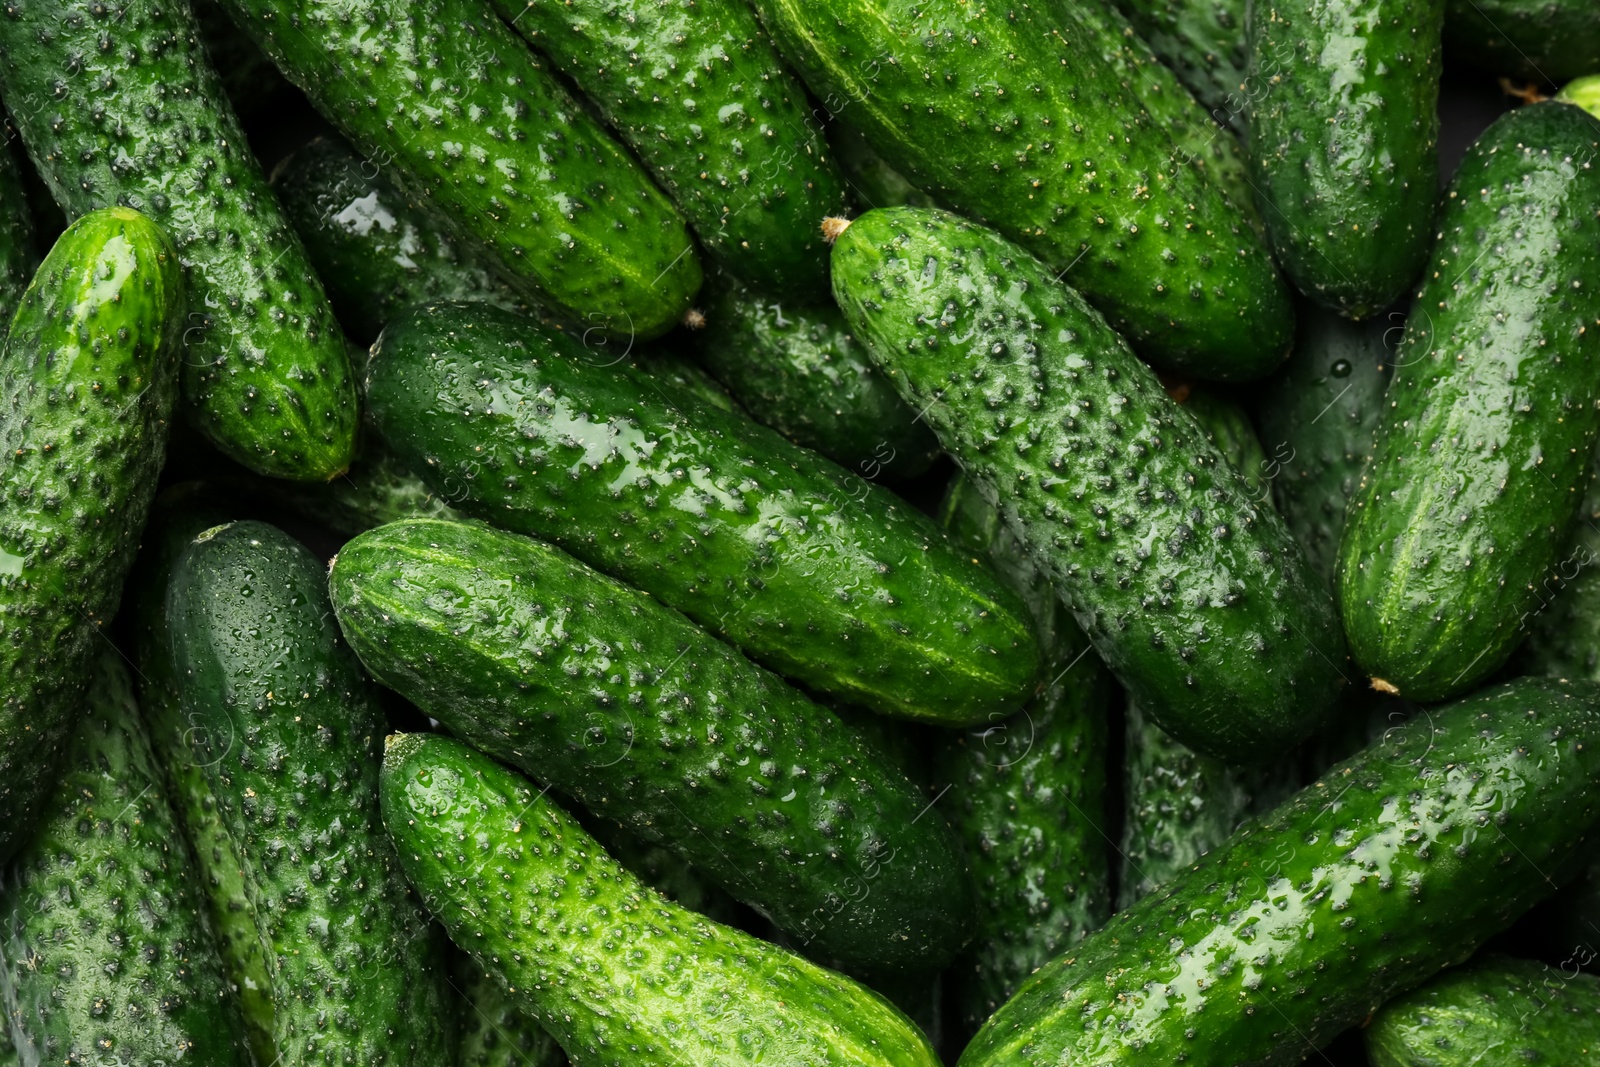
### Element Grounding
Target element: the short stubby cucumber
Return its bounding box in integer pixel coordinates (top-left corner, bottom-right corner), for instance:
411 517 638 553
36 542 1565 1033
831 206 1347 763
1367 954 1600 1066
492 0 847 297
219 0 700 339
161 520 453 1066
329 517 976 974
1113 0 1248 119
753 0 1293 379
0 0 358 479
366 301 1036 727
0 207 182 864
382 732 944 1067
0 651 251 1067
1337 102 1600 702
1445 0 1600 83
960 676 1600 1067
1245 0 1443 317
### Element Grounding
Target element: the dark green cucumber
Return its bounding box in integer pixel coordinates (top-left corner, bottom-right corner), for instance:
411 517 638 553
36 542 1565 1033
0 0 359 480
1255 304 1393 587
0 650 251 1067
753 0 1293 380
1245 0 1443 317
1113 0 1248 119
329 517 975 973
831 119 939 212
832 206 1347 763
161 519 452 1065
453 953 566 1067
366 301 1037 727
219 0 700 340
0 207 182 863
1367 954 1600 1066
492 0 847 297
1337 102 1600 702
382 731 944 1067
1180 385 1271 503
1445 0 1600 83
934 472 1114 1036
0 139 36 329
691 279 940 476
960 676 1600 1067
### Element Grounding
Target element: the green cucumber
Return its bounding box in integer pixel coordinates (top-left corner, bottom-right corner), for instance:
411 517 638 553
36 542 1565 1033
1245 0 1443 317
160 519 452 1065
272 135 538 343
382 731 944 1067
329 517 975 974
831 206 1347 763
0 207 182 864
1523 461 1600 682
960 675 1600 1067
1445 0 1600 83
1255 304 1393 587
491 0 847 297
1337 101 1600 702
752 0 1293 380
219 0 700 340
690 279 940 476
1367 954 1600 1066
831 119 939 212
0 140 36 328
1563 76 1600 116
243 441 468 540
454 954 566 1067
0 0 359 480
1113 0 1248 120
0 650 251 1067
1179 385 1271 503
365 301 1037 727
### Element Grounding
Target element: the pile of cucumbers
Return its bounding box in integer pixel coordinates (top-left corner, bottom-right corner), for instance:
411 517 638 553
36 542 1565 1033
3 0 1600 1061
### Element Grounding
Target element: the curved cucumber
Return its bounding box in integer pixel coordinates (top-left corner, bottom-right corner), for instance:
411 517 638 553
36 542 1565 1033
0 207 182 863
383 732 943 1067
0 651 251 1067
329 517 975 974
219 0 700 339
1445 0 1600 83
832 206 1347 763
1337 102 1600 702
366 301 1036 726
960 676 1600 1067
1113 0 1248 119
0 0 358 480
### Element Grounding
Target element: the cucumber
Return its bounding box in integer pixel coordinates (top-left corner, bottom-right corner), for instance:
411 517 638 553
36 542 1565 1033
1245 0 1443 317
1523 458 1600 682
0 0 359 480
690 280 940 477
328 517 975 974
0 650 251 1067
160 519 453 1066
242 441 468 540
272 136 538 343
752 0 1293 380
582 816 743 926
1255 305 1393 587
454 954 566 1067
0 207 182 864
1564 76 1600 116
365 301 1037 727
831 119 939 211
1367 954 1600 1066
1179 385 1271 503
382 731 944 1067
491 0 847 298
934 472 1115 1036
0 141 36 329
1113 0 1248 119
218 0 700 340
1337 101 1600 702
831 206 1347 763
960 675 1600 1067
1445 0 1600 83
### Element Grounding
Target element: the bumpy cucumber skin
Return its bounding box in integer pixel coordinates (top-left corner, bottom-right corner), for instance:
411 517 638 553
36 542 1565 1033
273 136 537 343
0 0 358 480
1245 0 1442 317
329 517 975 974
382 732 944 1067
0 652 251 1067
1367 954 1600 1066
493 0 846 297
1113 0 1247 119
1256 305 1392 587
1181 386 1270 502
1523 460 1600 682
831 119 939 212
0 207 182 864
0 140 36 328
1337 102 1600 702
693 280 939 476
1445 0 1600 82
366 302 1036 727
934 473 1114 1036
753 0 1293 380
832 206 1346 763
220 0 699 340
961 676 1600 1067
164 520 452 1066
454 954 566 1067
